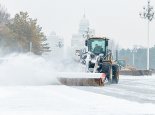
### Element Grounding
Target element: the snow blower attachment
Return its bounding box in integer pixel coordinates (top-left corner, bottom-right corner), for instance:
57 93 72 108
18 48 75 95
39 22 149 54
58 37 119 86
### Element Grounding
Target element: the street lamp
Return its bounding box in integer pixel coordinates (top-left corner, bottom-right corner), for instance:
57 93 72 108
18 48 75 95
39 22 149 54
139 0 154 70
132 47 137 67
30 42 32 53
56 41 64 48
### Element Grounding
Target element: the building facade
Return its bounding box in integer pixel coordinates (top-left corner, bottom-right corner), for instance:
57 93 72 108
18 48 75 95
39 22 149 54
47 31 64 57
71 15 95 60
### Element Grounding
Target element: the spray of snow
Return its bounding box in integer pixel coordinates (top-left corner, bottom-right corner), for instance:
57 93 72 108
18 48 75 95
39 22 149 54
0 52 83 86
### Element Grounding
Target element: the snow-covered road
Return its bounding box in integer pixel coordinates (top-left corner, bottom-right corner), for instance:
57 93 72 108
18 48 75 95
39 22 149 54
0 55 155 114
0 75 155 115
76 75 155 104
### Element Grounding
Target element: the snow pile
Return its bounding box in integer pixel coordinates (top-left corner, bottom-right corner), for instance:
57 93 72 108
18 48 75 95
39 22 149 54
0 54 60 85
0 53 84 86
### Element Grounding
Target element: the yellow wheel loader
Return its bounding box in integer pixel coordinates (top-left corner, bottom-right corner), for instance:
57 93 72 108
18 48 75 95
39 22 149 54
58 37 119 86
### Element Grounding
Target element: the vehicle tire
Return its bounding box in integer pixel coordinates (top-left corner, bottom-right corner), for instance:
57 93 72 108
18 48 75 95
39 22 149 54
101 62 112 83
112 64 119 84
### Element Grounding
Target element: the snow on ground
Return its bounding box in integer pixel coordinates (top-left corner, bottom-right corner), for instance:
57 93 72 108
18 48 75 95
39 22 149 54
0 54 155 115
77 75 155 104
0 85 155 115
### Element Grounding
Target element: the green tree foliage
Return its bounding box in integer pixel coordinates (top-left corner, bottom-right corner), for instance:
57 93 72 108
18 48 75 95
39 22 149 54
0 5 17 54
8 12 50 55
150 46 155 69
0 5 50 55
119 47 155 69
0 5 10 24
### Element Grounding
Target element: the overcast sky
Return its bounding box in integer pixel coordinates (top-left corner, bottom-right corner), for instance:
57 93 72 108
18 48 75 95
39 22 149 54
0 0 155 48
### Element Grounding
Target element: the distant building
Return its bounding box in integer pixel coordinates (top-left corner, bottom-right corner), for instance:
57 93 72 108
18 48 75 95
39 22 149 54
71 14 95 60
71 14 95 48
47 32 64 57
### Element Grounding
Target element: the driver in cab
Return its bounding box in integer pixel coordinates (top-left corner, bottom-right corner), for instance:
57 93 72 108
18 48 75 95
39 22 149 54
93 44 103 55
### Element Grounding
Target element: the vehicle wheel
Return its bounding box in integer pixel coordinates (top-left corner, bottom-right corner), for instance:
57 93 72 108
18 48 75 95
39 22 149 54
101 62 112 83
112 64 119 84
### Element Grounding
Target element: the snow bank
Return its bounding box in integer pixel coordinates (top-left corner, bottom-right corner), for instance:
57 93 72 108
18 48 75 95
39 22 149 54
0 54 60 85
0 53 84 86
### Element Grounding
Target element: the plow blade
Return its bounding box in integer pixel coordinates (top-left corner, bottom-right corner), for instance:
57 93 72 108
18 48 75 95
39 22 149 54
57 73 105 86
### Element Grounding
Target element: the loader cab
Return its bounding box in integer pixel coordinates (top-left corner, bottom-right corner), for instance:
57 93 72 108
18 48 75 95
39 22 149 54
85 37 109 55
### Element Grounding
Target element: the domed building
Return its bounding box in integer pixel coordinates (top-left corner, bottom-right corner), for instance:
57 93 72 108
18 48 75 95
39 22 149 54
78 14 90 35
71 14 95 60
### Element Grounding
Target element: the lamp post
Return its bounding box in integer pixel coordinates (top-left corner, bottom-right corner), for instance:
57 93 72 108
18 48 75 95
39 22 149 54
56 41 64 48
139 0 154 70
30 42 32 53
132 47 137 67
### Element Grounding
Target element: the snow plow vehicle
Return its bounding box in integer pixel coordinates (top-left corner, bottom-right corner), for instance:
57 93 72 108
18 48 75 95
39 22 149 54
58 37 119 86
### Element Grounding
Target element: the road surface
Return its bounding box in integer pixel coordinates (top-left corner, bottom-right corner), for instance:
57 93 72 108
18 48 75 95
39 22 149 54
76 75 155 104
